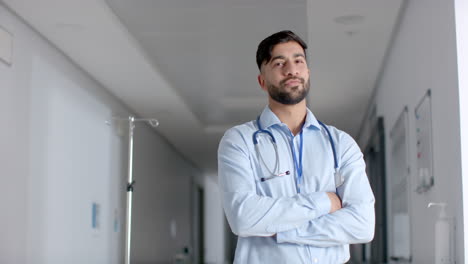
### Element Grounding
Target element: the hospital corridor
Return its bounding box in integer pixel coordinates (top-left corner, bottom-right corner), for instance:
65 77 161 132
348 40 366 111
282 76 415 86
1 0 468 263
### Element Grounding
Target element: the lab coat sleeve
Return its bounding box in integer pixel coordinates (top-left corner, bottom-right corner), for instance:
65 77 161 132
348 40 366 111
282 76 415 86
218 127 332 237
276 133 375 246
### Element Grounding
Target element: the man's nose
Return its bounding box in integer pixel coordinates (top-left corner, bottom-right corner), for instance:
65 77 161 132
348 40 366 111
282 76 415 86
283 62 299 76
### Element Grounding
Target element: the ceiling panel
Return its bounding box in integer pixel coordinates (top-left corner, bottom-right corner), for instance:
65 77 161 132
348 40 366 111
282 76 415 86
107 0 308 126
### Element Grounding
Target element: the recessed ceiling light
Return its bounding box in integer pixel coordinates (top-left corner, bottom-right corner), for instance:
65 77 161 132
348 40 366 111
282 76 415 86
334 15 365 25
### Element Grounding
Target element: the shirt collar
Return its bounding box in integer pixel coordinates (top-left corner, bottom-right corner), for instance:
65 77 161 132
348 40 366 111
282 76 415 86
257 106 321 131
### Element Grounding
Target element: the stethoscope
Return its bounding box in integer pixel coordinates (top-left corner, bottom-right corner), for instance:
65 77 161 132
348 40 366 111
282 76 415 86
253 116 344 190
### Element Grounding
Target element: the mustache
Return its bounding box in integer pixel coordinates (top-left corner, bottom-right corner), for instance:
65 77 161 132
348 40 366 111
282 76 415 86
280 77 305 86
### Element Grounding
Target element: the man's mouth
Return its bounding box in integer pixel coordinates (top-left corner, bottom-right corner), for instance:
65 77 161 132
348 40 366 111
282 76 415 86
282 78 303 87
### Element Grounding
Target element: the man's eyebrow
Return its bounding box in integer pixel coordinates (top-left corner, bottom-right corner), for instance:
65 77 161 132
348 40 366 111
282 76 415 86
270 55 286 62
293 53 306 59
270 53 305 63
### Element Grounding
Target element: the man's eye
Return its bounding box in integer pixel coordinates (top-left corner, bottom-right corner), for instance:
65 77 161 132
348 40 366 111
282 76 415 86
296 60 304 64
274 62 284 67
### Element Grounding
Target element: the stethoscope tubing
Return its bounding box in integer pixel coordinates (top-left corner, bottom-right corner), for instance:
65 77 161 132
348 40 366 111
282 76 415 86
317 120 338 170
253 116 344 188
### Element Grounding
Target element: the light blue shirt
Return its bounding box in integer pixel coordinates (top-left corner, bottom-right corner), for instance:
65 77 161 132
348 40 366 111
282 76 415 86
218 106 375 264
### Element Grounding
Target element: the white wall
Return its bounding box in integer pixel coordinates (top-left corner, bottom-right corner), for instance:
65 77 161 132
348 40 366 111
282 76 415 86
0 4 198 264
454 0 468 260
359 0 464 263
0 6 28 263
203 175 226 264
131 125 197 264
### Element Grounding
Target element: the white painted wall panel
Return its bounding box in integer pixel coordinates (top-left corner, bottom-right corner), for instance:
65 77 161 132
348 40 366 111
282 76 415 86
455 0 468 261
0 5 29 264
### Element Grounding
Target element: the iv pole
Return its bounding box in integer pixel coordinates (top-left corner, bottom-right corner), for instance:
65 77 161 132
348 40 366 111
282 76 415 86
112 116 159 264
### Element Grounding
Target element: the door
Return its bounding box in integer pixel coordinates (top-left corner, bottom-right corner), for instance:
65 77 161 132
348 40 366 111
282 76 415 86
364 117 388 263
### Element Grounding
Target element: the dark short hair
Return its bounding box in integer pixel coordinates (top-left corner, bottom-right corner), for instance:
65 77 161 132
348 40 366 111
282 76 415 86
256 30 308 70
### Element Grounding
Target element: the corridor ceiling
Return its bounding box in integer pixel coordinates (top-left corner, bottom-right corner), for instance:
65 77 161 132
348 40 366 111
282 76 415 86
3 0 404 173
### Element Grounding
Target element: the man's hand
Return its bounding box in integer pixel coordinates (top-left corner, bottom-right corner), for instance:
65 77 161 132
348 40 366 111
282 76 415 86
326 192 342 213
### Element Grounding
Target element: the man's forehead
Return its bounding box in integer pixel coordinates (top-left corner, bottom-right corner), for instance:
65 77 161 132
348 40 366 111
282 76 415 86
270 41 305 57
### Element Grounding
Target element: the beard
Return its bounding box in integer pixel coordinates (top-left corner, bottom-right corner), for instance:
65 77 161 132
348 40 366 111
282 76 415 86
267 76 310 105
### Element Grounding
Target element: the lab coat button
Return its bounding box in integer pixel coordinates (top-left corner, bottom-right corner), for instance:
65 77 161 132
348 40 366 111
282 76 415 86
313 257 318 263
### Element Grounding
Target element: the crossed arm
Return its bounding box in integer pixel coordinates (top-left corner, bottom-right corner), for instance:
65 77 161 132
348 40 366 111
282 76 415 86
275 153 375 247
218 128 375 246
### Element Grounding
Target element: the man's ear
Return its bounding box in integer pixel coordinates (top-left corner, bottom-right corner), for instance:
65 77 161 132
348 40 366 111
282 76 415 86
257 74 266 91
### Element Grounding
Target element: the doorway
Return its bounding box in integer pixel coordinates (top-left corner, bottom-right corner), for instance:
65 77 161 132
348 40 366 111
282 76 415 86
364 117 388 263
192 185 205 264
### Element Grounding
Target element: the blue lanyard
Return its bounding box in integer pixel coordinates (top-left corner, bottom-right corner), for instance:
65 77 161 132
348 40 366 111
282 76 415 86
289 131 304 193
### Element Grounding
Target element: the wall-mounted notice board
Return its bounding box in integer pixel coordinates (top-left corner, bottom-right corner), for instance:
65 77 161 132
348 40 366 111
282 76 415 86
415 90 434 193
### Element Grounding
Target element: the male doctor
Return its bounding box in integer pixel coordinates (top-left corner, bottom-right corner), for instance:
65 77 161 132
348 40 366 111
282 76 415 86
218 30 375 263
